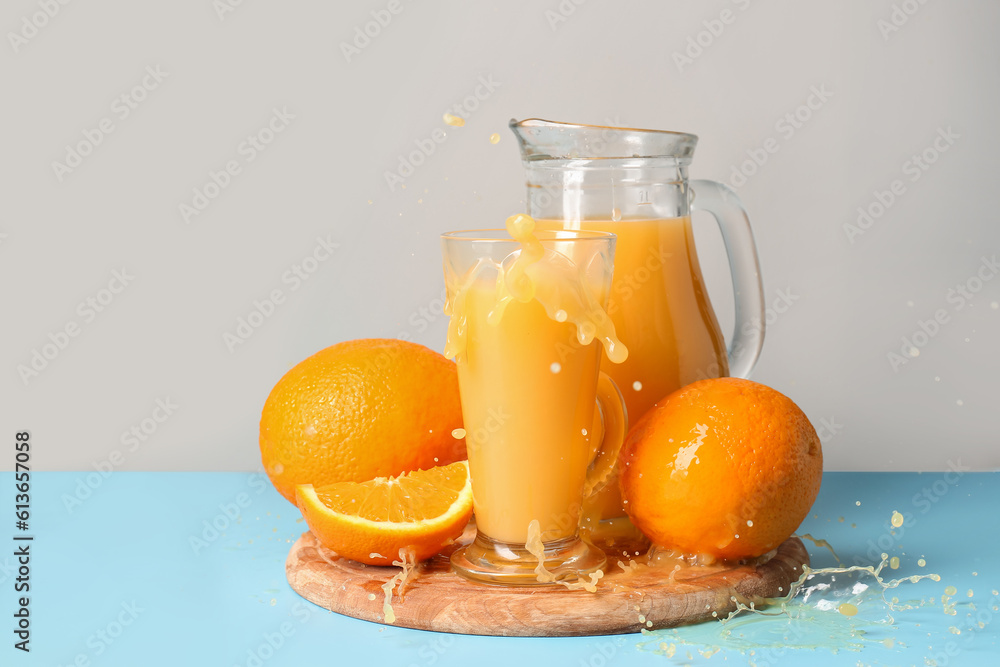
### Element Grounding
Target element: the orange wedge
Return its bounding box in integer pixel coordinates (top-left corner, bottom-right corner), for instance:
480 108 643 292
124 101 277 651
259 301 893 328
294 460 473 566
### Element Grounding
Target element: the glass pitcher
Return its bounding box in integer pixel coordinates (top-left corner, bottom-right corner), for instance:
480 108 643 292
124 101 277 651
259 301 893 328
509 118 765 519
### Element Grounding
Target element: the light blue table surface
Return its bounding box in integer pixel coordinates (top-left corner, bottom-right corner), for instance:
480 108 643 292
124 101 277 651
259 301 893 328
2 471 997 666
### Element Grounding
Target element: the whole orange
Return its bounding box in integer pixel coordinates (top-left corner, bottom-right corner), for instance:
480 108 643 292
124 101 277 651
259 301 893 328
259 339 466 503
619 377 822 560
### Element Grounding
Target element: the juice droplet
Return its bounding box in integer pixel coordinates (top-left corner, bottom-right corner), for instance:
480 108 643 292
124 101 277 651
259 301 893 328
855 501 861 506
746 520 753 527
581 428 588 436
918 558 926 567
944 585 957 596
550 362 561 373
489 133 500 144
554 309 568 322
611 207 622 221
633 381 643 391
443 113 465 127
891 511 904 527
967 589 974 598
506 212 536 241
451 428 467 439
838 603 858 617
890 556 900 569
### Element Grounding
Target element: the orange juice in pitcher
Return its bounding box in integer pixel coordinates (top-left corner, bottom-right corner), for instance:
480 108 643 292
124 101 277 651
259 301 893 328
511 119 766 518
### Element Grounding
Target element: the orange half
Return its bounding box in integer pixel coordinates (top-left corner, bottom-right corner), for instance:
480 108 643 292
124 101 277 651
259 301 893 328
295 461 472 566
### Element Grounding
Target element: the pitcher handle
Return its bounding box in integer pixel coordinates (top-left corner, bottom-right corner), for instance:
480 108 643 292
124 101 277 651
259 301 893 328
583 372 628 497
690 179 765 379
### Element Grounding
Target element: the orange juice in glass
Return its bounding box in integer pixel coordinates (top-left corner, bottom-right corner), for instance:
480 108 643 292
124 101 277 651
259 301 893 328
442 216 627 585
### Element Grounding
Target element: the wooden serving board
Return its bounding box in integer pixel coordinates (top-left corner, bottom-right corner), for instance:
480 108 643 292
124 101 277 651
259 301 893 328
285 526 809 637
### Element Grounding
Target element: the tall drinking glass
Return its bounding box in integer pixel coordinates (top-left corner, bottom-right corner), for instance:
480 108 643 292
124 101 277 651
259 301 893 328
442 228 627 585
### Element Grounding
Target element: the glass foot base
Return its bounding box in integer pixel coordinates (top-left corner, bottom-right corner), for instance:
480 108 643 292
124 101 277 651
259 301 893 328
450 531 607 586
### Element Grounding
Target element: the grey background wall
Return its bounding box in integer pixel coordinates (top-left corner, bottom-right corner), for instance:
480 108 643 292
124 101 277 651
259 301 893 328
2 0 997 472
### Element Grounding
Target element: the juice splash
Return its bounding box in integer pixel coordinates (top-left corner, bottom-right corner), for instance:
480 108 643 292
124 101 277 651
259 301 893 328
525 519 603 591
534 216 727 426
524 520 556 584
637 552 964 662
639 557 940 665
720 554 941 623
445 214 627 365
796 532 843 566
307 533 417 623
380 547 418 624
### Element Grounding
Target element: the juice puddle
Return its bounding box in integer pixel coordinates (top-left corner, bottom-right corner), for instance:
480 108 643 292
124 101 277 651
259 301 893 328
635 549 991 664
639 555 936 659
